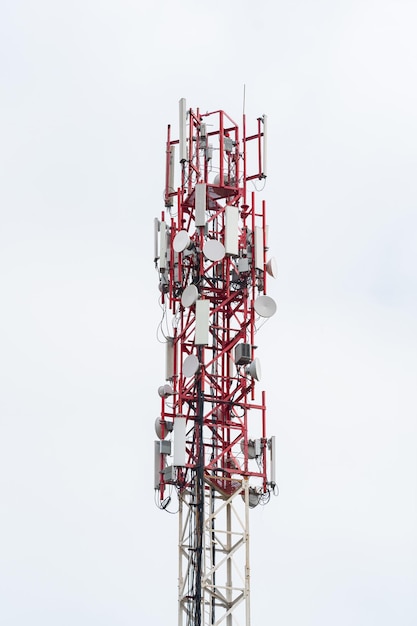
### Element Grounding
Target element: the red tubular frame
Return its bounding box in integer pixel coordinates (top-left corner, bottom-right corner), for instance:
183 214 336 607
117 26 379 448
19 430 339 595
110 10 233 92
156 104 273 500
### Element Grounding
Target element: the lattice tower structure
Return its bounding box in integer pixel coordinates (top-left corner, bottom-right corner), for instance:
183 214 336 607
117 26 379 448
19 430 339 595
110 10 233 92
153 99 277 626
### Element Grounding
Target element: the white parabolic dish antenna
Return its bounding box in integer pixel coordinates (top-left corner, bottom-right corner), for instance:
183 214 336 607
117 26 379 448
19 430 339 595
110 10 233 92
266 257 278 279
240 439 257 459
183 354 200 377
203 239 225 262
173 230 191 253
181 284 199 308
158 384 176 398
154 417 173 439
254 295 277 318
246 358 261 381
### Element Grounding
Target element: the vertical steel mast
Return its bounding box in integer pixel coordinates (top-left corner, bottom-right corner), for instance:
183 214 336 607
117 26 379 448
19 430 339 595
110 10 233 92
154 99 278 626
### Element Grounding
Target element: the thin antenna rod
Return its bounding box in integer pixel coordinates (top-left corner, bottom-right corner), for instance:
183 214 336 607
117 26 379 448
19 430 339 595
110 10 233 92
243 84 246 116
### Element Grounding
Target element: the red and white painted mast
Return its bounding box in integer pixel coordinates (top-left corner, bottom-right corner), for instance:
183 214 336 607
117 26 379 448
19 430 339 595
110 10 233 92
154 99 277 626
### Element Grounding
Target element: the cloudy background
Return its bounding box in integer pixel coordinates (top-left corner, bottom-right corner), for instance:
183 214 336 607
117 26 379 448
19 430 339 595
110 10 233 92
1 0 416 624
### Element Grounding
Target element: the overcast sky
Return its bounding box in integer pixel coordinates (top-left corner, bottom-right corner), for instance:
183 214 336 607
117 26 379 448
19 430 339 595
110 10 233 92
1 1 416 625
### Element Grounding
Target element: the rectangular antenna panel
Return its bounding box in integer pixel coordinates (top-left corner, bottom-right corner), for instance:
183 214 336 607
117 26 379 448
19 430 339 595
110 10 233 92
173 417 187 466
195 183 206 227
165 336 174 380
195 300 210 345
270 435 276 485
159 221 167 270
173 252 180 282
169 145 175 188
262 114 268 177
179 98 187 163
225 205 239 255
154 218 160 262
154 440 162 489
166 145 175 207
254 226 264 270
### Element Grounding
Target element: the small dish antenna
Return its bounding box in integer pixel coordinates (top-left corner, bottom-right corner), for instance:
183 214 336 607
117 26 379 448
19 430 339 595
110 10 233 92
181 284 199 308
183 354 200 377
173 230 192 253
203 239 225 262
254 295 277 318
158 384 177 398
248 488 260 508
245 358 261 381
213 173 233 186
240 439 257 459
266 257 278 279
240 486 260 508
155 417 174 439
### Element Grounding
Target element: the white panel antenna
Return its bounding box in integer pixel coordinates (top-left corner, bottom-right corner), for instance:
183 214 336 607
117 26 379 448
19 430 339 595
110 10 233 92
195 299 210 345
262 114 267 177
225 206 239 256
254 226 264 270
159 221 167 270
269 435 276 486
173 251 180 283
179 98 187 163
173 417 187 466
168 144 175 201
154 218 160 263
195 183 207 227
154 440 162 489
165 336 174 380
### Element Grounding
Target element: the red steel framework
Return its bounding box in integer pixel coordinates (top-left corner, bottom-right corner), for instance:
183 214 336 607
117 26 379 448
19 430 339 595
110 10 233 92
154 99 277 626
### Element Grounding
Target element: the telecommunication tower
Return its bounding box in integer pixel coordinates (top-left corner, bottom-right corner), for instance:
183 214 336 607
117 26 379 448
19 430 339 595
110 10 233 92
153 99 278 626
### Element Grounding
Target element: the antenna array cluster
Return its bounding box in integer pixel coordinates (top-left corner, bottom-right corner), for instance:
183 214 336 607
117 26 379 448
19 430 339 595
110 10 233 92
153 99 278 626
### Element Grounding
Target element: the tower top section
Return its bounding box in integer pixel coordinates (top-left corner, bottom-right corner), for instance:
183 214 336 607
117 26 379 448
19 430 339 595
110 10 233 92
164 98 267 212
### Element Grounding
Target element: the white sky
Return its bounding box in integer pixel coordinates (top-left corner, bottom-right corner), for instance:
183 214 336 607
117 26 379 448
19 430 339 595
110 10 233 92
1 1 416 624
